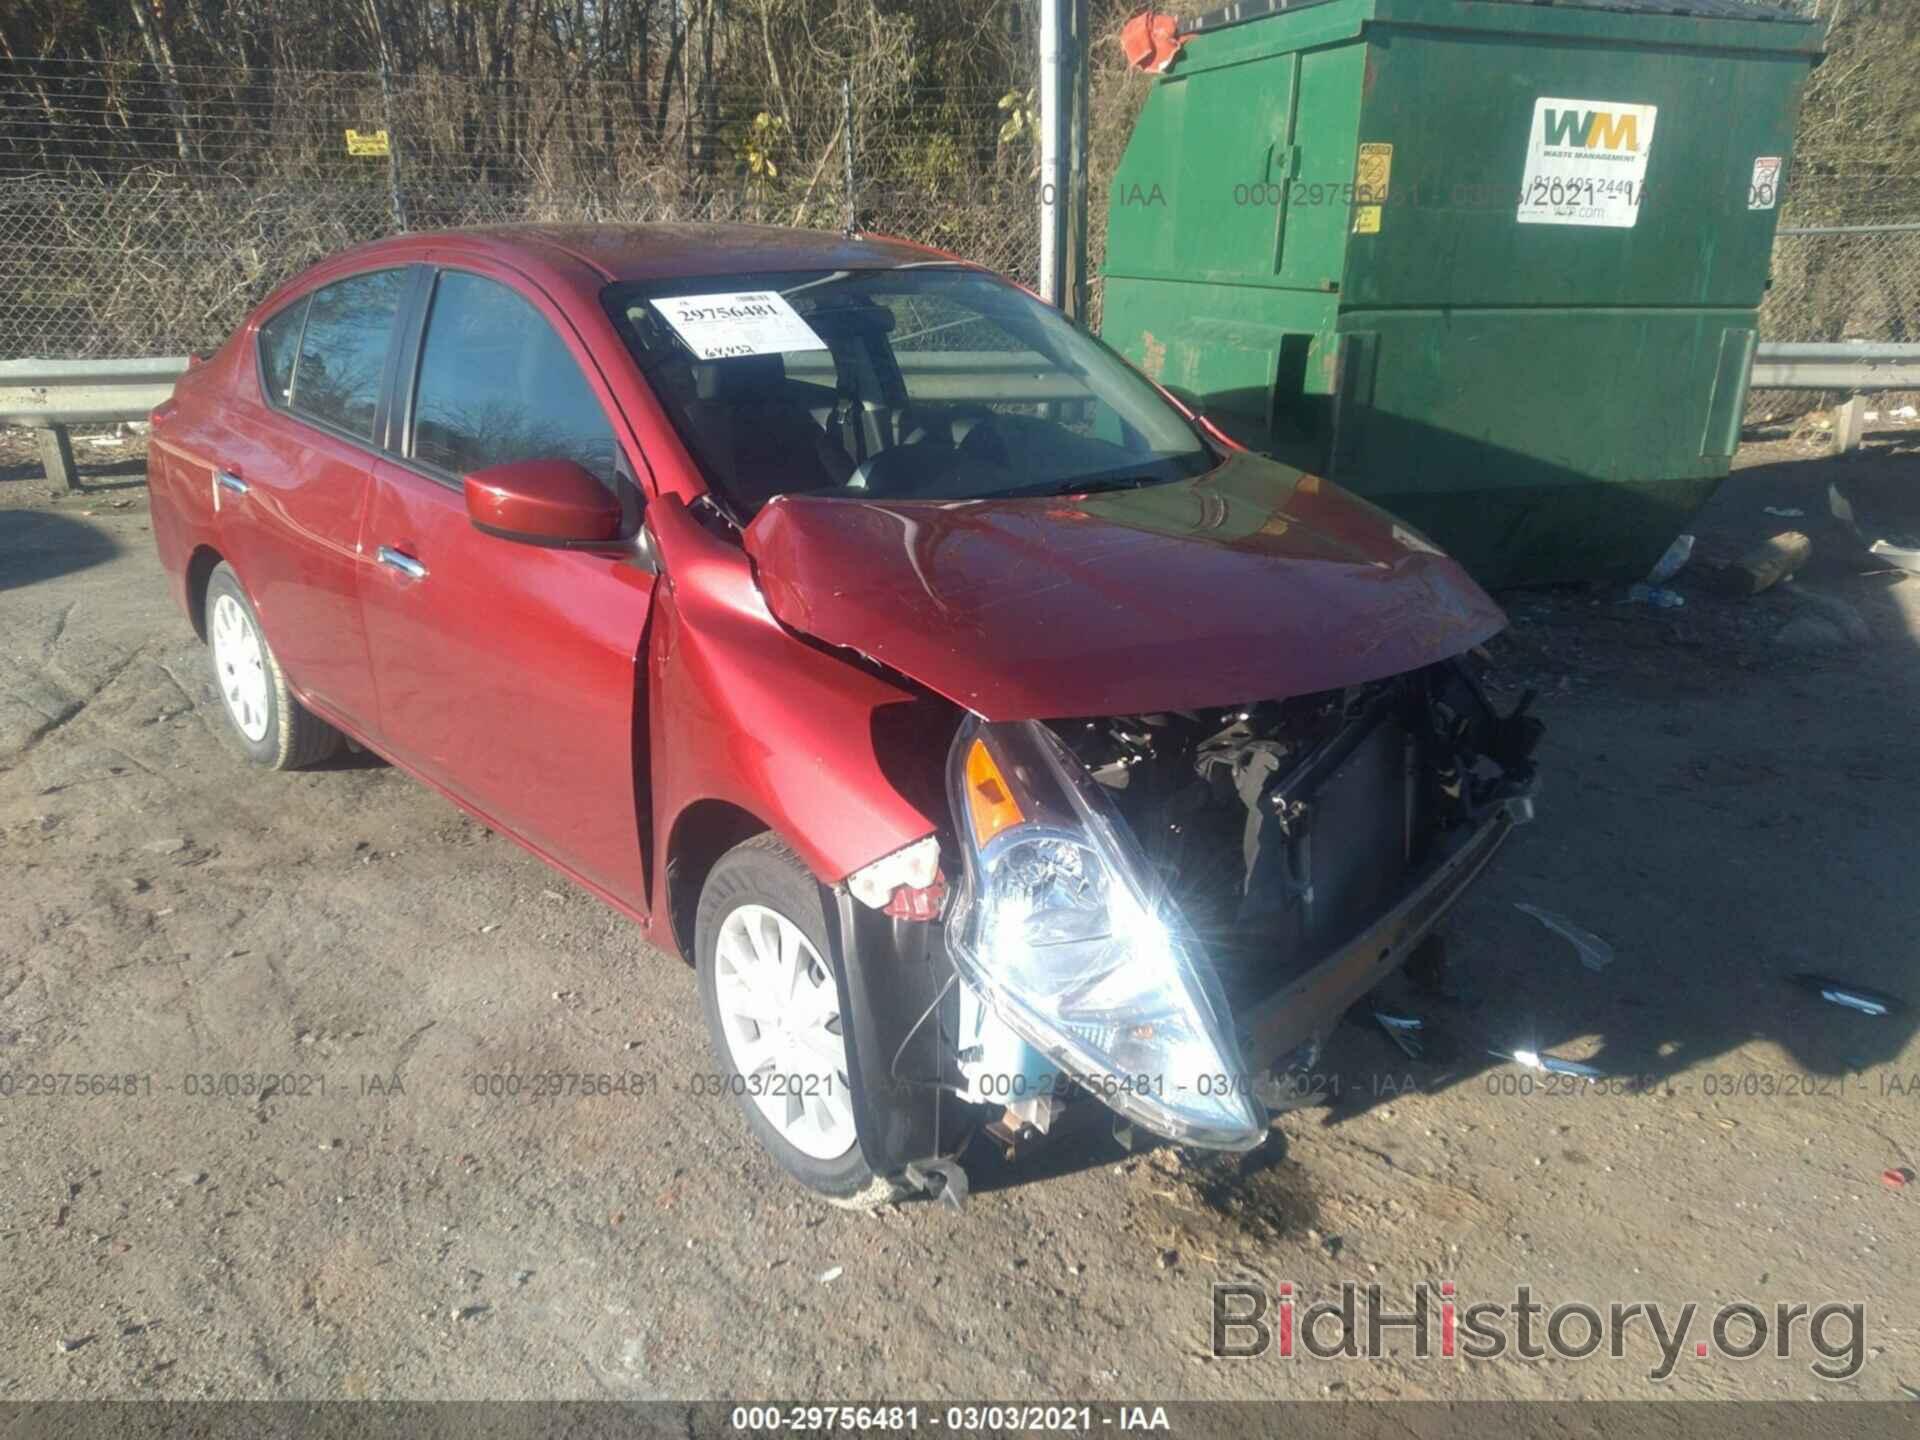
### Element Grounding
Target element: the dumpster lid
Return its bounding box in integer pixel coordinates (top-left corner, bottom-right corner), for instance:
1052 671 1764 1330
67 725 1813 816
1177 0 1816 38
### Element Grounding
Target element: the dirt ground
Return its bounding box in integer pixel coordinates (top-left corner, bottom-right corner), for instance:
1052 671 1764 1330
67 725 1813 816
1 420 1917 1404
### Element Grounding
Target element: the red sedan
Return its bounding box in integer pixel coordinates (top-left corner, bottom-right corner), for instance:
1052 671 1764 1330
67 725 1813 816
147 225 1539 1205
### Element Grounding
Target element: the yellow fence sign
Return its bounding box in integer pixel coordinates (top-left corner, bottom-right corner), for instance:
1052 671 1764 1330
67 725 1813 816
345 128 391 157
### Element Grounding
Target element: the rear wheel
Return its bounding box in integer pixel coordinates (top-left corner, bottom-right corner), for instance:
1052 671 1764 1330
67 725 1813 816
694 833 900 1206
203 563 342 770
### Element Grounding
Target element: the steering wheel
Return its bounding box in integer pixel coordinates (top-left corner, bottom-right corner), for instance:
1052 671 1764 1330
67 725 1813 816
846 442 956 497
847 406 1013 496
941 404 1013 470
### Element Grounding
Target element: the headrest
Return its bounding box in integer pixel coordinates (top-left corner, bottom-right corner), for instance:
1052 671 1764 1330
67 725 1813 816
693 352 786 402
809 300 895 338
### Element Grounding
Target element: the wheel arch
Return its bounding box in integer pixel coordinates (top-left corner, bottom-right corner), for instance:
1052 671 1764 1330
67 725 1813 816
664 798 775 963
184 543 225 642
673 802 958 1191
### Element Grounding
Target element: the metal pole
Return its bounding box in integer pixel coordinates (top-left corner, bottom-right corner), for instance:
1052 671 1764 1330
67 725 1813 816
365 0 409 231
1037 0 1068 306
1068 0 1090 322
843 73 857 234
378 63 408 231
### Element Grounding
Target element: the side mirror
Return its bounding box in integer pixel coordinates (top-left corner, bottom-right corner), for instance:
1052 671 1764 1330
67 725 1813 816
464 459 624 546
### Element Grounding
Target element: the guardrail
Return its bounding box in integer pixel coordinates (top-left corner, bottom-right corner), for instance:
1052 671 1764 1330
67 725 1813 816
1749 343 1920 454
0 356 188 491
4 342 1916 489
1748 343 1920 392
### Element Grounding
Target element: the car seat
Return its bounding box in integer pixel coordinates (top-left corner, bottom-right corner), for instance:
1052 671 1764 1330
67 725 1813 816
681 353 856 512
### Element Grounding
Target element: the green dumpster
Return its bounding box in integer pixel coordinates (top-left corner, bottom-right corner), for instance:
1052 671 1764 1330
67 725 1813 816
1100 0 1823 586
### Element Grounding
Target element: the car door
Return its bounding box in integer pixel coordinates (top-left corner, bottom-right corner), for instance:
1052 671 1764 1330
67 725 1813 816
358 263 657 907
209 266 413 736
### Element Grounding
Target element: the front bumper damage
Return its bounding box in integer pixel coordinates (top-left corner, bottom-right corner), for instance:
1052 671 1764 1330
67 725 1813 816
832 660 1541 1202
1236 795 1526 1073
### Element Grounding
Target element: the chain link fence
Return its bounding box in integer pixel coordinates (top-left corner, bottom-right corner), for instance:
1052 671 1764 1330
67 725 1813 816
0 171 1042 360
0 56 1041 359
1758 223 1920 346
0 57 1914 365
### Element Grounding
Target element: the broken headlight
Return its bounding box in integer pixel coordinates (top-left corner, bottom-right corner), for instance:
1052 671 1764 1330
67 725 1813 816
944 717 1267 1150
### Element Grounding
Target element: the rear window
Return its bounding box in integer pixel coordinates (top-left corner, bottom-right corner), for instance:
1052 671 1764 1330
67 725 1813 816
288 269 407 439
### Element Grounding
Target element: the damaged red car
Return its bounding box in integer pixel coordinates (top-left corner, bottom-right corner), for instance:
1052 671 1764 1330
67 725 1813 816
147 225 1540 1205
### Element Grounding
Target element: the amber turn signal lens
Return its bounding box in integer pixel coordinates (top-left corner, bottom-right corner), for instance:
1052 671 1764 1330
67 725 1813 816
964 738 1025 847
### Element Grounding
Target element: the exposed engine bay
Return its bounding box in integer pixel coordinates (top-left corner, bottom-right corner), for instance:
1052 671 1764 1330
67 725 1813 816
927 658 1542 1172
1047 661 1540 1016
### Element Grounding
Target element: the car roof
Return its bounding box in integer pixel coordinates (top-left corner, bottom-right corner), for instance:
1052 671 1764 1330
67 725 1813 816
315 223 972 296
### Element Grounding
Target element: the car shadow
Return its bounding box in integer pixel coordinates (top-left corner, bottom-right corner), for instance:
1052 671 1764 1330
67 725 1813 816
0 507 120 591
311 745 392 772
960 1096 1295 1199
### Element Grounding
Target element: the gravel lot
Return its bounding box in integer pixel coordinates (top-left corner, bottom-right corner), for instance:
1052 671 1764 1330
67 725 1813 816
2 424 1917 1402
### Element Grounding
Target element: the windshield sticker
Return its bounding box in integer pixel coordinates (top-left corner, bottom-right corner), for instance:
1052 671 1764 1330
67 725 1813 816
649 290 826 360
1516 97 1657 228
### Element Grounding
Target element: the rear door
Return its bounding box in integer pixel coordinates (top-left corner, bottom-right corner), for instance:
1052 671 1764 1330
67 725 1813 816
210 266 415 735
358 263 657 905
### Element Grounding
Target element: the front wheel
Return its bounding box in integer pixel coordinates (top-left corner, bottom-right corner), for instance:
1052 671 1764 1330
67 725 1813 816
203 563 342 770
694 833 901 1207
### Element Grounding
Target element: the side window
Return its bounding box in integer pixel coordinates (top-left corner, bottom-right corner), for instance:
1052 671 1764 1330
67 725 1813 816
291 269 407 439
257 298 306 407
410 270 618 483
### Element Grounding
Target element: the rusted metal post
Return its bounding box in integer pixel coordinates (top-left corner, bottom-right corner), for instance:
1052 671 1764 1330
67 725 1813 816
37 425 79 492
1833 396 1868 455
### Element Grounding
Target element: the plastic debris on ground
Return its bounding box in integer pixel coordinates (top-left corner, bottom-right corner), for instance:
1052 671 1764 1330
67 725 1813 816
1830 482 1860 535
1826 483 1920 572
1646 533 1695 583
1868 539 1920 575
1884 1168 1914 1189
1791 972 1907 1017
1627 533 1694 606
1762 506 1805 519
1371 1008 1424 1060
1515 903 1615 971
1626 583 1684 608
1491 1048 1606 1080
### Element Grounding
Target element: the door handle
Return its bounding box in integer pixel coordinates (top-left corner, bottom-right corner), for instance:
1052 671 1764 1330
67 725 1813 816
377 546 428 581
215 469 248 496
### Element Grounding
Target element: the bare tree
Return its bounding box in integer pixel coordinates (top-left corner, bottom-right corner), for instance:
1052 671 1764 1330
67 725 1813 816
125 0 201 164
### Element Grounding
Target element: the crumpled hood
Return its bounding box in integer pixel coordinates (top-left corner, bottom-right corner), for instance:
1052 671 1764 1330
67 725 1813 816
741 453 1505 721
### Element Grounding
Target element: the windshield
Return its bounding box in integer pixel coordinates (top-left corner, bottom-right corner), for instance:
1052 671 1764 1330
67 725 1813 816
605 267 1214 518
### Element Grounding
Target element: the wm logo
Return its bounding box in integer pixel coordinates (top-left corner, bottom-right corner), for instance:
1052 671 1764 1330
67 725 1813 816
1544 108 1641 152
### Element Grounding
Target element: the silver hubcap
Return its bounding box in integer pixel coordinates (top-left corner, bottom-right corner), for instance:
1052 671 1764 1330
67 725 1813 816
715 903 856 1161
210 592 271 743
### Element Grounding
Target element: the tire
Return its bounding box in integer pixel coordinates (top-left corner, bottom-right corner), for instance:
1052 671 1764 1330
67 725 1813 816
695 832 900 1207
202 563 342 770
